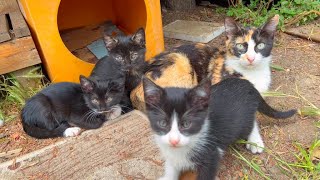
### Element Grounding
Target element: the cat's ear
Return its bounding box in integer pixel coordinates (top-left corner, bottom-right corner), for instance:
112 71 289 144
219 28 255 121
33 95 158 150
261 14 279 36
188 77 211 108
224 17 242 39
131 28 145 47
104 35 118 51
80 75 94 93
143 77 163 106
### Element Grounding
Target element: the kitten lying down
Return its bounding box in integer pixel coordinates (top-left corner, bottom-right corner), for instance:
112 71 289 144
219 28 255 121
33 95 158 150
143 77 296 180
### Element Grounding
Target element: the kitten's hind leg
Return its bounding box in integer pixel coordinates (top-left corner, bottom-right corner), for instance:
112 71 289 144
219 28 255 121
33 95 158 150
246 120 265 154
158 161 180 180
63 127 81 137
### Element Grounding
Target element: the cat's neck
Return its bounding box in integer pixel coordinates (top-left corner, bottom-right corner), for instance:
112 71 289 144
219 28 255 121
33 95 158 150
154 118 210 170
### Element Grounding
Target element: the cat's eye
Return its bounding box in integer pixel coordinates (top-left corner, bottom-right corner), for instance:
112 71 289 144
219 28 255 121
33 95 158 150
257 43 265 50
106 97 112 103
236 43 245 50
91 99 99 104
181 121 191 129
158 120 168 128
130 52 138 60
115 55 123 62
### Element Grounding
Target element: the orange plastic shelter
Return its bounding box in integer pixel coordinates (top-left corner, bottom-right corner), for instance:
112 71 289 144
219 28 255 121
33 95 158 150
18 0 164 83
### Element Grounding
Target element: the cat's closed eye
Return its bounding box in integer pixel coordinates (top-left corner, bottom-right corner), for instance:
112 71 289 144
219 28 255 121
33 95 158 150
130 52 138 61
158 120 168 128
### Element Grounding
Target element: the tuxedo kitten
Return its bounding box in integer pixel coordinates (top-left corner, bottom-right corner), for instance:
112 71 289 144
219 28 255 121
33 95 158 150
143 77 296 180
21 59 126 139
104 28 148 92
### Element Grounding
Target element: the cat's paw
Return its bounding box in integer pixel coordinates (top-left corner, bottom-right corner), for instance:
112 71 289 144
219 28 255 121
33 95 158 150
108 106 122 120
63 127 81 137
246 137 265 154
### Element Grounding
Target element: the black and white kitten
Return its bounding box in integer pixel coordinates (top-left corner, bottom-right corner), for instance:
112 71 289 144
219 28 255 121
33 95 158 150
104 28 148 92
143 77 296 180
21 59 126 139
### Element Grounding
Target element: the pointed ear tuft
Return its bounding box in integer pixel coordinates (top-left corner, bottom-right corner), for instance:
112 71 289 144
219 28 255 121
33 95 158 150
80 75 94 93
224 17 242 39
131 28 145 47
104 35 118 51
143 77 163 106
261 14 279 35
188 77 211 108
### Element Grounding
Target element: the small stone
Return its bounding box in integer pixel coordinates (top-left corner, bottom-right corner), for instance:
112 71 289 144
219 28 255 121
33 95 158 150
0 119 4 127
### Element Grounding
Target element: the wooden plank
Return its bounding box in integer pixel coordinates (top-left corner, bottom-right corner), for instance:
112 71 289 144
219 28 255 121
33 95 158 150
0 111 163 179
0 14 11 42
9 11 30 38
0 0 19 15
0 36 41 75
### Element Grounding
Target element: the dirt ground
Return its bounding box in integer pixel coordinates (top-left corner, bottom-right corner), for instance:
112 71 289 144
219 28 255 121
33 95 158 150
0 6 319 179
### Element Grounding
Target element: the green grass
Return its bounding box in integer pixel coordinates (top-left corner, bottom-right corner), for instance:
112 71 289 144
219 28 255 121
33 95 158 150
0 66 46 122
216 0 320 30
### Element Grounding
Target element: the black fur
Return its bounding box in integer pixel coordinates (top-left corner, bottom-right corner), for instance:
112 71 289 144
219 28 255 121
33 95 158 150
104 28 148 92
143 77 296 179
21 56 126 139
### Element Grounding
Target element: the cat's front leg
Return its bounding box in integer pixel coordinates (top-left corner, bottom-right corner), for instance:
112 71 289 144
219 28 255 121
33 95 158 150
246 120 265 154
196 151 220 180
159 160 180 180
107 105 122 120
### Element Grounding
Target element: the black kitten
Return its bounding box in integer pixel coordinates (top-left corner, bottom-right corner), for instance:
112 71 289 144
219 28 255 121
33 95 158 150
21 59 126 139
104 28 148 92
143 77 296 180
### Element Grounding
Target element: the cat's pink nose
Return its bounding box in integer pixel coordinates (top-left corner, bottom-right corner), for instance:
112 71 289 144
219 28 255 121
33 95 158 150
169 139 180 146
247 56 255 63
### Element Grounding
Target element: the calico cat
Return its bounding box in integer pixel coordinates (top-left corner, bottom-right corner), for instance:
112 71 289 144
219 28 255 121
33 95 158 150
131 15 279 111
143 77 296 180
104 28 148 92
21 56 126 139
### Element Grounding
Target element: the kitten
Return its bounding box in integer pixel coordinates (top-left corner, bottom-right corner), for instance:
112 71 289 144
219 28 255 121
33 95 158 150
143 77 296 180
21 58 126 139
104 28 148 92
131 15 279 111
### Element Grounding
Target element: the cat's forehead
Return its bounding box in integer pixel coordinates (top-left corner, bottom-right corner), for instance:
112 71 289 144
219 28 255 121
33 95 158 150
113 36 143 52
234 27 257 44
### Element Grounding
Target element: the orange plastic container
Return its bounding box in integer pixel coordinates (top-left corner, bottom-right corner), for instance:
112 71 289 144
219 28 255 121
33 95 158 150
18 0 164 82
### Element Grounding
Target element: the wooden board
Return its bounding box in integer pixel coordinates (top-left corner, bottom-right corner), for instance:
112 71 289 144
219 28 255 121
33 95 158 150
9 11 30 38
0 0 19 15
0 36 41 75
0 111 163 179
0 14 11 43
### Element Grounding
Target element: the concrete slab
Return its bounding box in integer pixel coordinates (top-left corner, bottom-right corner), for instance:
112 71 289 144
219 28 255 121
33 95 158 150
163 20 224 43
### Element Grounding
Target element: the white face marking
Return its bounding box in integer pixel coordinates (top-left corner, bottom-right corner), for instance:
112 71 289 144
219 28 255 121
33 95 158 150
246 120 265 154
238 39 264 68
158 111 190 147
63 127 81 137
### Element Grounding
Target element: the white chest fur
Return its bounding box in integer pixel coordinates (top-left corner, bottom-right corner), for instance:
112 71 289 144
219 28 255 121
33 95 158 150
225 56 272 93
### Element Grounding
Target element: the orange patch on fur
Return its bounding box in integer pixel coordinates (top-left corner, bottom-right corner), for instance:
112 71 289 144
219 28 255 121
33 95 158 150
180 171 197 180
195 43 206 49
245 29 254 42
211 56 224 84
130 53 198 111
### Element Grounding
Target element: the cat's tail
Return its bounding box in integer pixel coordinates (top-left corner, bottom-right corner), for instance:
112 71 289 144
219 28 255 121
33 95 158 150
258 97 297 119
21 120 70 139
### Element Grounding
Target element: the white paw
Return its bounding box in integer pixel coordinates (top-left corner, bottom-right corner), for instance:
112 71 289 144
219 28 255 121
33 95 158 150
108 106 122 120
246 137 265 154
63 127 81 137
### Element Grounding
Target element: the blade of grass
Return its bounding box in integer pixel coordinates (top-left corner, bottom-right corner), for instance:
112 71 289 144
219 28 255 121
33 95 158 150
271 64 285 71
